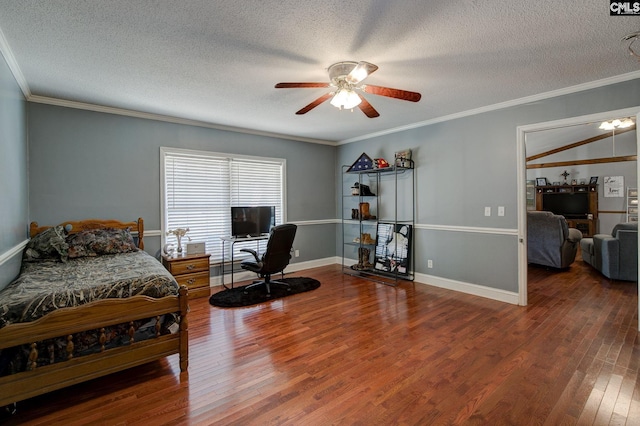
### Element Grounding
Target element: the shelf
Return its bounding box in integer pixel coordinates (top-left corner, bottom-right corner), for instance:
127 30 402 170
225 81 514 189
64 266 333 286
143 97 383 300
343 219 378 224
344 241 376 247
535 184 596 193
341 163 415 286
346 165 414 175
342 266 414 284
628 187 638 223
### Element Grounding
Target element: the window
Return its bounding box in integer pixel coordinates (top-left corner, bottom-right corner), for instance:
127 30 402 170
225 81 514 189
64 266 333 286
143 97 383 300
161 148 285 261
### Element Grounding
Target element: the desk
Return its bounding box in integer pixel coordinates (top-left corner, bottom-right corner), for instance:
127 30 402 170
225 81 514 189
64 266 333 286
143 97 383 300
220 235 269 288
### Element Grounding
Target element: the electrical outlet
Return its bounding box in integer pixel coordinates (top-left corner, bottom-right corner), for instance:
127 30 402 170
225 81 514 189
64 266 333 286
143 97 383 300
484 207 491 216
498 206 505 216
427 259 433 268
295 249 300 257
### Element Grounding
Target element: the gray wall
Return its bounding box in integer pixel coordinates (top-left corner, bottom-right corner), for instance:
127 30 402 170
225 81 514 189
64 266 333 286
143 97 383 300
8 74 640 296
28 104 337 268
0 52 28 290
337 78 640 293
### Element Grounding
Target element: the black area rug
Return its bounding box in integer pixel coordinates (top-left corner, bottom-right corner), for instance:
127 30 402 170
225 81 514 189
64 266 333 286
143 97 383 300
209 277 321 308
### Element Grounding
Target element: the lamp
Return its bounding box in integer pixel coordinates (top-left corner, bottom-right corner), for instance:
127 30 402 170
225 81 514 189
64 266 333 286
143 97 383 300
599 118 635 130
330 88 362 110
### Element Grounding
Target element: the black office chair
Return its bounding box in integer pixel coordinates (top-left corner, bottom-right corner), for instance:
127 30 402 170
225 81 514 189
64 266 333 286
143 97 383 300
240 224 297 295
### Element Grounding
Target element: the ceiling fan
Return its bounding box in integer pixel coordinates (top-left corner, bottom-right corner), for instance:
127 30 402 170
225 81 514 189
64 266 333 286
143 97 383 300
275 61 421 118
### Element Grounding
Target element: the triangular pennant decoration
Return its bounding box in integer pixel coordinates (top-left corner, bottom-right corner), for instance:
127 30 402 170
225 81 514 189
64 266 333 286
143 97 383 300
347 152 374 172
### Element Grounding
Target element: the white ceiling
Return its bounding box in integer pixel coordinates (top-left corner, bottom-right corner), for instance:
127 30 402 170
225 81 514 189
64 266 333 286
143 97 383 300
0 1 639 144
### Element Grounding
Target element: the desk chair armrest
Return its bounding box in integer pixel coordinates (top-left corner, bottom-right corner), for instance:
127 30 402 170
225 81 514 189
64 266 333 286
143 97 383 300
240 248 260 262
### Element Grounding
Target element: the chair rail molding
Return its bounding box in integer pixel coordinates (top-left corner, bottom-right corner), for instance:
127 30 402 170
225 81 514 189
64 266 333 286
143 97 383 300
0 240 28 266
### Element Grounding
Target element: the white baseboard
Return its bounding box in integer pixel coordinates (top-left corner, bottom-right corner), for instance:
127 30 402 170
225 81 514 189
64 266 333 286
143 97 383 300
207 258 520 305
414 272 519 305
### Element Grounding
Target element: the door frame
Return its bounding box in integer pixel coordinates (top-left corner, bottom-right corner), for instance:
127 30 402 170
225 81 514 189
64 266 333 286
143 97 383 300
516 107 640 323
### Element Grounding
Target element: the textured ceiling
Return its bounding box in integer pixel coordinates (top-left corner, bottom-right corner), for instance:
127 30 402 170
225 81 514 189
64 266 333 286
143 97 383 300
0 0 639 143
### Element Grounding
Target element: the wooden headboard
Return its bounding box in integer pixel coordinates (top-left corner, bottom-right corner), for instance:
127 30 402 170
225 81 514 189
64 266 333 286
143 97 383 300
29 218 145 249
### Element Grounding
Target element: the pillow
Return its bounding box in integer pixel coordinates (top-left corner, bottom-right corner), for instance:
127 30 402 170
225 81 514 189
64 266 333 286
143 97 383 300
23 225 69 262
67 227 138 258
66 231 98 258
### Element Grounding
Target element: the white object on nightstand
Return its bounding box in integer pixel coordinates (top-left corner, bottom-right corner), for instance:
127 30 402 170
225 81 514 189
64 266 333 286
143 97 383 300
186 242 206 255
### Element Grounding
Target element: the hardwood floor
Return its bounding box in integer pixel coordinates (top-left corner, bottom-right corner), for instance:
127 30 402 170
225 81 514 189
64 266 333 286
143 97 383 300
3 259 639 425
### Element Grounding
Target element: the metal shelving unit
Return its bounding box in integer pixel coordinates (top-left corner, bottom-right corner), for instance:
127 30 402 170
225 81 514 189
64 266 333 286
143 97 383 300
341 163 415 286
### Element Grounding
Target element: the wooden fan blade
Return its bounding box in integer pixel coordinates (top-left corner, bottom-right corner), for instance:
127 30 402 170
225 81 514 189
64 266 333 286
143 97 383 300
362 85 421 102
295 93 333 115
275 82 330 88
357 95 380 118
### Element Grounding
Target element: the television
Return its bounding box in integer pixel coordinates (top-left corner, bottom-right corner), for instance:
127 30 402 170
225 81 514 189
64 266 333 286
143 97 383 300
542 193 589 218
231 206 275 237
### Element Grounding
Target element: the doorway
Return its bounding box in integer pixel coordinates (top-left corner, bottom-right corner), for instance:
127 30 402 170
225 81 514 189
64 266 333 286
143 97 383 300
516 107 640 327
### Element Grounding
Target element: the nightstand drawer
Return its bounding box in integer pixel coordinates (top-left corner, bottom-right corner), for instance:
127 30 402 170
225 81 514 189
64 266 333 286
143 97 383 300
165 257 209 275
175 271 210 296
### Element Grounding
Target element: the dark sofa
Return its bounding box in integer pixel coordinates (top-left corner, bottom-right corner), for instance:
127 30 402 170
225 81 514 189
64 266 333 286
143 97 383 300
527 211 583 269
580 222 638 281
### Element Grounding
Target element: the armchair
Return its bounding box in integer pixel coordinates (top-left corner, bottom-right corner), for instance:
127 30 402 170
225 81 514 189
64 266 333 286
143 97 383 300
580 222 638 281
527 211 583 269
240 224 297 295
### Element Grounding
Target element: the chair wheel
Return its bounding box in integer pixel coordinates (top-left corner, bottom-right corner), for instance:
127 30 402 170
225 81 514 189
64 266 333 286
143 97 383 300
3 403 16 416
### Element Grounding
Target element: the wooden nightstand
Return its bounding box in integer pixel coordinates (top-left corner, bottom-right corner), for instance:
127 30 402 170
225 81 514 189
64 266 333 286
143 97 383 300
162 252 211 299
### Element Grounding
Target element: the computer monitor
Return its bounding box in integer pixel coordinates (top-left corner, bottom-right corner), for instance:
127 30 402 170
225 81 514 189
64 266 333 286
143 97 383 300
231 206 275 237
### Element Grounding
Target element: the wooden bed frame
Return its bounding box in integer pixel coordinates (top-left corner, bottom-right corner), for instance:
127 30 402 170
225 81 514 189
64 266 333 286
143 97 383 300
0 218 189 407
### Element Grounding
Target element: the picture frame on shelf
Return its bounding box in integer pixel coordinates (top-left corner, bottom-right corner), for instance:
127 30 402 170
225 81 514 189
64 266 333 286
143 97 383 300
536 177 548 186
374 223 412 275
394 149 413 168
590 176 598 184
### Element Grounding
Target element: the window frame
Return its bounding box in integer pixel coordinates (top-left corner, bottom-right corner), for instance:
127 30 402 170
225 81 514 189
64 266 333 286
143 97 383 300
160 147 287 262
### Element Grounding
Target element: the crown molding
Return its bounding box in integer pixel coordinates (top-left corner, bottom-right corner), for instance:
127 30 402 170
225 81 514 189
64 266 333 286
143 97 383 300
339 71 640 144
26 95 337 146
0 25 30 98
4 13 638 149
0 26 333 146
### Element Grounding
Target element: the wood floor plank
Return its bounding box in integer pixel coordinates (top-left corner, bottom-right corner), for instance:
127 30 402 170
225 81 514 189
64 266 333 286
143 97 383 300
2 260 639 425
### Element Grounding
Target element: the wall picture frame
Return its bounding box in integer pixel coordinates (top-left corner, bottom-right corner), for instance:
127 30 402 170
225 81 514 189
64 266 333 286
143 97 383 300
589 176 598 184
535 177 548 186
374 222 412 275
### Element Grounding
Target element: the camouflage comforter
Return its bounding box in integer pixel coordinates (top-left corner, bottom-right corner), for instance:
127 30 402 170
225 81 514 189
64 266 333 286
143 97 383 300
0 250 179 329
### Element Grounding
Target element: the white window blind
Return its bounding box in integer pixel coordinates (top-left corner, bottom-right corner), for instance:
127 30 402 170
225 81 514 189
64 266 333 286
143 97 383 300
162 148 284 261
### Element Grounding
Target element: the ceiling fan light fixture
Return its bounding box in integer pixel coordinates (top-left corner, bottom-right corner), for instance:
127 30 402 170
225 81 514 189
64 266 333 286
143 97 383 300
345 61 379 84
345 64 368 84
619 118 635 128
599 117 635 130
330 89 361 110
622 31 640 60
275 60 418 117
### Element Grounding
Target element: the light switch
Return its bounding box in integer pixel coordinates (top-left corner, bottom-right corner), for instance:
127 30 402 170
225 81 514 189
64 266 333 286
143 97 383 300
498 206 505 216
484 207 491 216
